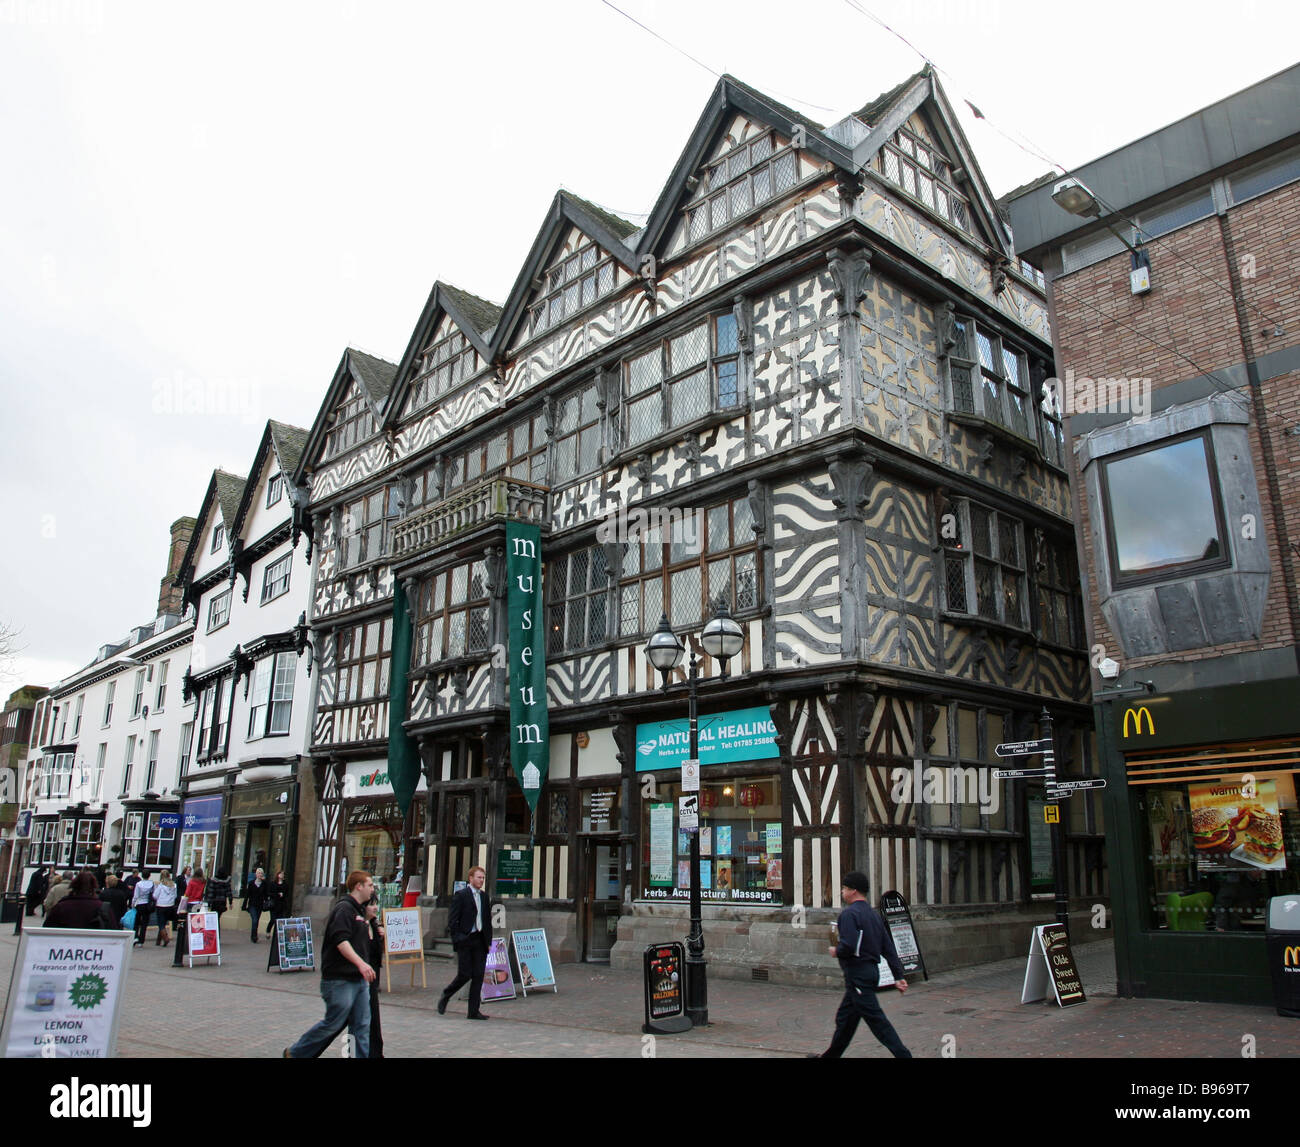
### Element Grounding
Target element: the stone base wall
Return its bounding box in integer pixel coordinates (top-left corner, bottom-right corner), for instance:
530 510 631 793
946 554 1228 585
610 901 1111 988
419 901 581 965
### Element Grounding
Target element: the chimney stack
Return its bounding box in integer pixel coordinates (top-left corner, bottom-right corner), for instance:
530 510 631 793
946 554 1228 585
158 516 197 617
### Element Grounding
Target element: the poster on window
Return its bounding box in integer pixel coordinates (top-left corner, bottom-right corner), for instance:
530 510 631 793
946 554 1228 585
1190 780 1286 872
649 803 673 886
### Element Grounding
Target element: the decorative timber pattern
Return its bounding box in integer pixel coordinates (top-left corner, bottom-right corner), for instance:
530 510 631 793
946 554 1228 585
861 477 937 671
786 695 841 910
771 477 840 667
311 762 342 889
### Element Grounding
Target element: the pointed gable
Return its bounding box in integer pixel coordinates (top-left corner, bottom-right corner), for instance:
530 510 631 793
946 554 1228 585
493 190 640 356
175 468 245 591
229 420 310 542
297 348 400 485
850 67 1012 259
383 281 501 427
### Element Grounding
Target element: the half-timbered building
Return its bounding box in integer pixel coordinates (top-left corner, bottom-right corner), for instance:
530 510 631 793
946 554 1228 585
297 68 1098 977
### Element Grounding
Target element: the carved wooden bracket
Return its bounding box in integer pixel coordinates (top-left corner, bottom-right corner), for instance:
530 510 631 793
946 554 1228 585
829 686 877 756
827 244 873 319
829 454 875 520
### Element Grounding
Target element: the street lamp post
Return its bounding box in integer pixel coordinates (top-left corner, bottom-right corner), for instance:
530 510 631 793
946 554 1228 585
644 601 744 1027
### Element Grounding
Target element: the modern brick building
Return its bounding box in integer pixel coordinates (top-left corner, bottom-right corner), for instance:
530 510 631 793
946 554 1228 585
1004 63 1300 1003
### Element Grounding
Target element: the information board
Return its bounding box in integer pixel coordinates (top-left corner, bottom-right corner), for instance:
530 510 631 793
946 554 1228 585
271 917 315 972
0 926 134 1058
382 908 426 992
511 928 557 995
1020 923 1086 1007
496 849 534 897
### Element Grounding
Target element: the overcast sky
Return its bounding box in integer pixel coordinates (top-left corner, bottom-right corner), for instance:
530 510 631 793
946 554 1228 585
2 0 1297 692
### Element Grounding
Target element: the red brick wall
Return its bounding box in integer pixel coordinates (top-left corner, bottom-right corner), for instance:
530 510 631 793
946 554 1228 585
1052 179 1300 669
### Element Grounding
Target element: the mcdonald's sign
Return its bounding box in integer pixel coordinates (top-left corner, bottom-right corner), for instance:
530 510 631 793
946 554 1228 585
1122 706 1155 738
1285 945 1300 968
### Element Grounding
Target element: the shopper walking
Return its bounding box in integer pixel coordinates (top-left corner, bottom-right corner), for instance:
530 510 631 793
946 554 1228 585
153 871 178 946
130 871 157 947
436 865 492 1020
363 898 385 1057
45 871 116 929
185 867 207 905
99 873 129 926
24 866 48 916
814 872 912 1059
44 872 74 915
265 869 289 936
284 871 376 1059
206 868 233 926
243 867 268 942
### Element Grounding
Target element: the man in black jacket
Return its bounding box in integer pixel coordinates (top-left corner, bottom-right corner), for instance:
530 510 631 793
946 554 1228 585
436 866 492 1020
816 871 912 1058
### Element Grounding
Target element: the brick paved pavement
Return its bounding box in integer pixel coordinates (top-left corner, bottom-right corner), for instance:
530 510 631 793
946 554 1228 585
3 922 1297 1059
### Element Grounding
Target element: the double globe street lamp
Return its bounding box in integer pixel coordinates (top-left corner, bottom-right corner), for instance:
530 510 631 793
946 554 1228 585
643 599 744 1026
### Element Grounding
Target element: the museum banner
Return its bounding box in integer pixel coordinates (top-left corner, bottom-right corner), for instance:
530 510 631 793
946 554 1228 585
507 522 547 814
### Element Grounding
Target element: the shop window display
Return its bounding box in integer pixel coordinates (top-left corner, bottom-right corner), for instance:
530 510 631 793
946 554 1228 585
640 773 782 904
1139 770 1299 931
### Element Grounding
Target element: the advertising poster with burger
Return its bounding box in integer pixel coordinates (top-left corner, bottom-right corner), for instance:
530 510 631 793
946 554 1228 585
1189 780 1287 872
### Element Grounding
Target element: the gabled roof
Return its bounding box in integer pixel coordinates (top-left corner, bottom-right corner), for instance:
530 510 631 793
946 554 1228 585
294 347 400 487
175 468 246 590
489 190 643 356
637 73 850 258
849 65 1012 258
228 419 311 540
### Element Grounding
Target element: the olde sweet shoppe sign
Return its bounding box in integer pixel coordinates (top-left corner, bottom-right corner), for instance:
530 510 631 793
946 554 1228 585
507 522 547 813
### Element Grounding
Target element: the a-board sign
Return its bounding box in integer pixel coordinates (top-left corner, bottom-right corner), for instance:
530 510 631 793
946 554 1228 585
0 927 134 1058
187 911 221 965
382 908 423 956
511 928 557 995
271 917 315 972
1020 923 1086 1007
382 908 426 992
642 942 691 1034
481 937 516 1002
879 890 927 980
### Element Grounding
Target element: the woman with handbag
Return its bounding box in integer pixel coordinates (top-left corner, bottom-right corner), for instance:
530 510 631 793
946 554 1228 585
264 869 289 937
130 871 157 947
153 871 178 946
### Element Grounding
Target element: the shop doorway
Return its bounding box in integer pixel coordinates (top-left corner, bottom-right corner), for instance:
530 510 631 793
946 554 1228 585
231 821 287 894
581 837 620 962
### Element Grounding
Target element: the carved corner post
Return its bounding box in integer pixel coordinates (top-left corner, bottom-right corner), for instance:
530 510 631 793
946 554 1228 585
746 478 775 671
827 242 872 427
828 451 875 663
610 714 637 905
765 693 798 906
828 684 876 877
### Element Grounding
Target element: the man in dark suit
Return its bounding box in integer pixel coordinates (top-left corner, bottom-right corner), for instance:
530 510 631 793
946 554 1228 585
437 865 492 1020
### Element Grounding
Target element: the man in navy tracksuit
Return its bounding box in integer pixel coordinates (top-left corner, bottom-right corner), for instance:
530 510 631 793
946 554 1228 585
817 871 912 1058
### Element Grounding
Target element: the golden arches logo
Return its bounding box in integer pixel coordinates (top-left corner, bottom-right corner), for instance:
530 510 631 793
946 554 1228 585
1122 706 1155 738
1285 946 1300 967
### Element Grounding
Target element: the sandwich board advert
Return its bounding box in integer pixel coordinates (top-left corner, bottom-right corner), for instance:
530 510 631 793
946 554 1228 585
187 911 221 966
382 908 426 992
0 926 135 1058
879 890 927 980
511 928 557 995
1020 923 1086 1007
481 937 516 1002
270 918 315 972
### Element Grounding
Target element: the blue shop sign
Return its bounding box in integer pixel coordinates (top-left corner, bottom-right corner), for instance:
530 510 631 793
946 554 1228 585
158 813 181 831
635 706 778 771
181 795 223 834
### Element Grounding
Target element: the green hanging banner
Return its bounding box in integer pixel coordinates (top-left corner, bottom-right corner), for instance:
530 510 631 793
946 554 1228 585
507 522 547 813
387 580 421 817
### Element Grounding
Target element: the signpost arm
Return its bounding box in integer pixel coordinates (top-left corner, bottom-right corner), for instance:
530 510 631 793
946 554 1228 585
685 658 708 1027
1044 708 1070 938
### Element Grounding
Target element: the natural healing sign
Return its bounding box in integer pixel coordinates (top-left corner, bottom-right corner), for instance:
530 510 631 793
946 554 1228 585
635 706 778 770
0 927 135 1058
507 522 548 813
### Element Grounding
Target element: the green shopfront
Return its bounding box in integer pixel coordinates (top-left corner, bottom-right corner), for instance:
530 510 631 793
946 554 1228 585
1100 676 1300 1004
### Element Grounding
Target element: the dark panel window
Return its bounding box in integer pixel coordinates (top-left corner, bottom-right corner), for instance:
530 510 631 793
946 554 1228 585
414 560 490 666
547 546 609 655
1101 432 1229 585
